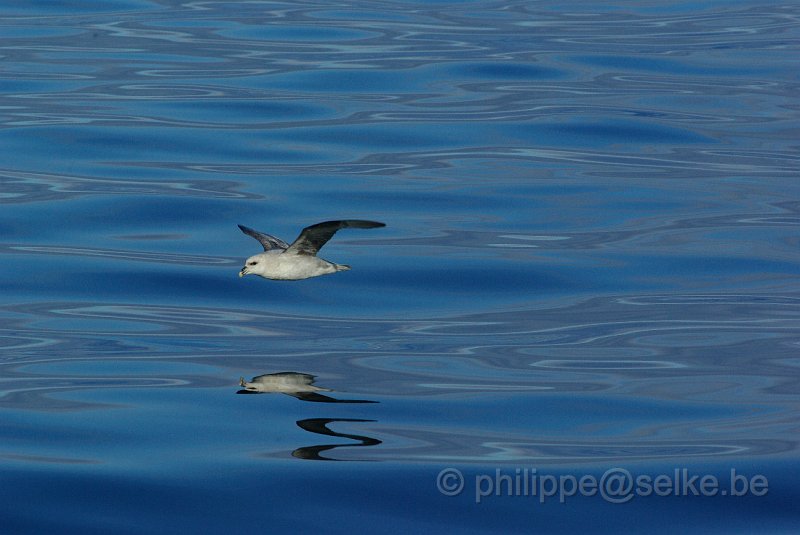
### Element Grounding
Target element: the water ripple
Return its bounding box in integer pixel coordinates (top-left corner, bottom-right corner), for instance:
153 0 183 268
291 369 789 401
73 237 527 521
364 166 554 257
0 168 257 203
2 244 235 266
357 432 793 463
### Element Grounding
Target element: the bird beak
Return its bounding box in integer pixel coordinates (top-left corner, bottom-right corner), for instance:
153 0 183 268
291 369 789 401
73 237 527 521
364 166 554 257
239 377 246 387
239 267 247 277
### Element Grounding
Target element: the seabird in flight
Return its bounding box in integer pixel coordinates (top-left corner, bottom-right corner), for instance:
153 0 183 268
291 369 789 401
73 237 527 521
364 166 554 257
238 219 385 280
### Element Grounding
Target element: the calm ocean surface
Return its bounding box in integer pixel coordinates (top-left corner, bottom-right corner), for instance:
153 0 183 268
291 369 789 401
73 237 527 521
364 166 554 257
1 1 799 532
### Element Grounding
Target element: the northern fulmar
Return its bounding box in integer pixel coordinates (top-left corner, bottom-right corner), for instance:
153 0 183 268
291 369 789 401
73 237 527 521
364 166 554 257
238 220 385 280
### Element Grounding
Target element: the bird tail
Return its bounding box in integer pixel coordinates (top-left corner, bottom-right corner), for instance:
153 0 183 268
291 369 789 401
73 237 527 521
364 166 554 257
334 264 351 272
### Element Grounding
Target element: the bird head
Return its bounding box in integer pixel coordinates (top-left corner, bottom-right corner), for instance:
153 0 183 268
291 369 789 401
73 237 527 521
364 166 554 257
239 255 262 277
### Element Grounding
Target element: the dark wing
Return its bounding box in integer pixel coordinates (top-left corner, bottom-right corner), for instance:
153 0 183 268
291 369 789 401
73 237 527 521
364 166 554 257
238 225 290 251
288 392 379 403
285 220 386 256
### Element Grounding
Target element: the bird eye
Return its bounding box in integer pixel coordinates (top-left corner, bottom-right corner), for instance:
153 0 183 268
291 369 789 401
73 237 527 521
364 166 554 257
248 261 257 266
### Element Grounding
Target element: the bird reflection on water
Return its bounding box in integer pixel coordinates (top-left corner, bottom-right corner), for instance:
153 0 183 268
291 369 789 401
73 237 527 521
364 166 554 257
237 372 377 404
238 372 381 460
292 418 381 461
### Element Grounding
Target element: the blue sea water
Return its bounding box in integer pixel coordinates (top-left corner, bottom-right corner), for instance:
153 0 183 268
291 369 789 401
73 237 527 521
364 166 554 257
1 0 799 532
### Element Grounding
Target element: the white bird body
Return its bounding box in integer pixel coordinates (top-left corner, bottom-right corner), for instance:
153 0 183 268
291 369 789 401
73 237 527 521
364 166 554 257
237 372 378 403
238 219 385 281
239 373 332 394
243 249 346 280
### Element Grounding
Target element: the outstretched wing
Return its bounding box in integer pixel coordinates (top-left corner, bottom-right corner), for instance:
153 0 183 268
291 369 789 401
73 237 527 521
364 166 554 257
289 392 379 403
238 224 290 251
285 220 385 256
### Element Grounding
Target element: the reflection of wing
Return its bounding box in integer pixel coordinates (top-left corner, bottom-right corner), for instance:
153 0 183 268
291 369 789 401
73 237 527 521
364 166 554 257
292 418 381 461
238 225 290 251
289 392 378 403
285 220 385 256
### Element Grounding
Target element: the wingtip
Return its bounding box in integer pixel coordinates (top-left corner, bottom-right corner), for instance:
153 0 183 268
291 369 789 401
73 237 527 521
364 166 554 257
345 220 386 229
